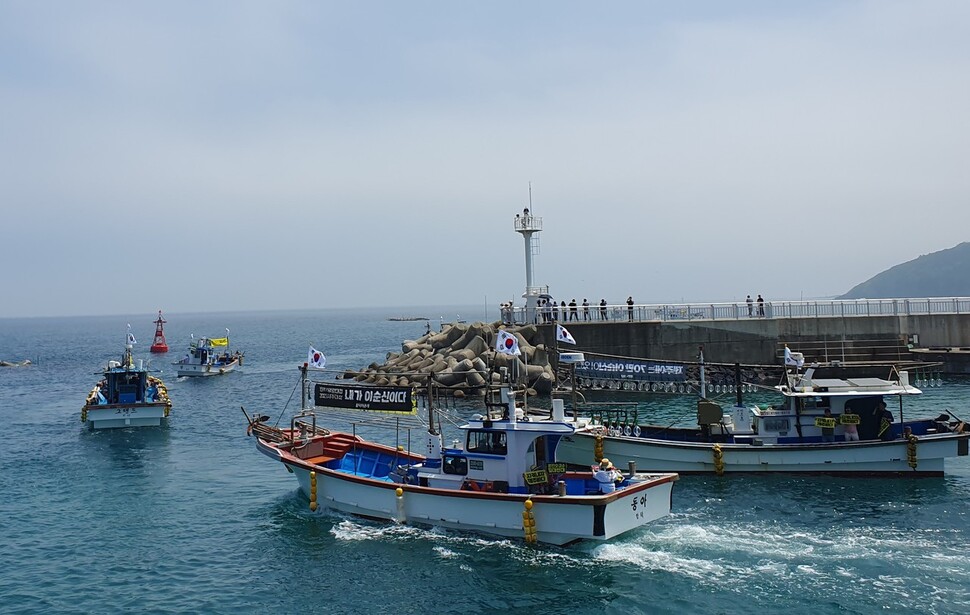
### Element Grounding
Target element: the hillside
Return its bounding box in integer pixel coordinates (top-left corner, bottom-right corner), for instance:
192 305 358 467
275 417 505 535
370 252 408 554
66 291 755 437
839 242 970 299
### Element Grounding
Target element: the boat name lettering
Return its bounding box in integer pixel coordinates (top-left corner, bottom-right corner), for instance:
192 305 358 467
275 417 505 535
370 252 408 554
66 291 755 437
115 408 137 415
469 459 484 470
631 494 648 519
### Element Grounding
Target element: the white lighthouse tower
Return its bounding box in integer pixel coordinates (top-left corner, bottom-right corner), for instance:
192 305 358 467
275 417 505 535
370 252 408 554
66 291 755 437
513 194 546 324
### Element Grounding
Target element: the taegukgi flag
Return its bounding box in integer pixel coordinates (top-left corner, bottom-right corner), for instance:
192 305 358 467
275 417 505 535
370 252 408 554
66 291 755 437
494 330 522 356
126 324 136 345
783 346 804 367
308 346 327 369
556 324 576 345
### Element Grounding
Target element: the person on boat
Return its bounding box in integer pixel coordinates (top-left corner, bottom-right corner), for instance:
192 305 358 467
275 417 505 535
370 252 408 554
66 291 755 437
875 400 895 441
821 408 835 442
594 458 622 494
843 415 860 441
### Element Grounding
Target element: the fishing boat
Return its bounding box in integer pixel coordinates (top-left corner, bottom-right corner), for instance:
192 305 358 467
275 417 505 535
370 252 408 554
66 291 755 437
174 329 242 377
245 365 679 546
81 338 171 429
150 310 169 353
555 361 969 477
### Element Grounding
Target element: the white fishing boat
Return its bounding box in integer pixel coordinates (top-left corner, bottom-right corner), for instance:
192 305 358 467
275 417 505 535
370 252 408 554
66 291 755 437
556 359 969 477
81 334 171 429
246 365 679 546
174 329 242 377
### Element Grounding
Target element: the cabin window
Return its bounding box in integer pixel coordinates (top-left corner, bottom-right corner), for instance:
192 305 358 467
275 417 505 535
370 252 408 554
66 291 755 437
466 430 507 455
803 396 830 410
442 455 468 475
762 417 790 432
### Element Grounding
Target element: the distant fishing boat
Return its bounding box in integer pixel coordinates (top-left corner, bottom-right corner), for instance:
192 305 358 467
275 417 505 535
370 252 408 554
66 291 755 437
150 310 169 353
388 316 429 322
81 330 171 429
246 365 679 546
0 359 31 367
174 329 243 377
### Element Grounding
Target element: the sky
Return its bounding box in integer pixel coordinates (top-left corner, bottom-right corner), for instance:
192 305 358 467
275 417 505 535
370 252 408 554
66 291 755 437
2 1 968 318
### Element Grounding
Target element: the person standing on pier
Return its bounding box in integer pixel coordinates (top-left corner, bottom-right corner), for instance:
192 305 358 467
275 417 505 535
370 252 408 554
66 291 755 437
746 295 754 317
627 296 634 321
757 294 765 317
582 299 590 321
569 299 578 321
600 299 608 320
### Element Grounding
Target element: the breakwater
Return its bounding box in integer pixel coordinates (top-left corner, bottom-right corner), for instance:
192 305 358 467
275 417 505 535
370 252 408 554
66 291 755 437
343 321 557 395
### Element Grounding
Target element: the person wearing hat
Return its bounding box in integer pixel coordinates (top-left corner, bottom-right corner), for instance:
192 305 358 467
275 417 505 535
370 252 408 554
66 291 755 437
593 458 622 493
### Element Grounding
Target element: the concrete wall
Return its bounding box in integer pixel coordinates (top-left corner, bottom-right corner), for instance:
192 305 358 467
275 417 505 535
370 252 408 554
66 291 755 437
537 313 970 367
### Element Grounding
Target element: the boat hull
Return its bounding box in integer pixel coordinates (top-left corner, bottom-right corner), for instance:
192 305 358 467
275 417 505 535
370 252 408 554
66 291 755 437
176 358 239 377
82 402 171 429
256 438 676 545
556 430 970 477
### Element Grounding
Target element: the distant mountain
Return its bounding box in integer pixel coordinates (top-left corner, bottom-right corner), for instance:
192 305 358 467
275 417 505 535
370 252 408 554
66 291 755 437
839 242 970 299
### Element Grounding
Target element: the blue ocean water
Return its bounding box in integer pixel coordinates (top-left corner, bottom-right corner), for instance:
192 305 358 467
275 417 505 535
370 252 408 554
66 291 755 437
2 309 969 615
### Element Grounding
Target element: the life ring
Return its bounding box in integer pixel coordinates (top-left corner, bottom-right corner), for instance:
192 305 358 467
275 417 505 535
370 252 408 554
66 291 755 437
624 425 632 436
633 425 641 437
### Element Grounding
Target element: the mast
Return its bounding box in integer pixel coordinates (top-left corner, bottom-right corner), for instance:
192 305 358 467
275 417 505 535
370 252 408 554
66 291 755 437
698 346 706 399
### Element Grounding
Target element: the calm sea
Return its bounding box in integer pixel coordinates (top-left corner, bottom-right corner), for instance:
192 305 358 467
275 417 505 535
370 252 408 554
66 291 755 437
2 308 969 615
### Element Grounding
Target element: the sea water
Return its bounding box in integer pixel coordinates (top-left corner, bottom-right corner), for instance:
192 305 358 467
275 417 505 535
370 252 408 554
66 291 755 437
1 309 969 615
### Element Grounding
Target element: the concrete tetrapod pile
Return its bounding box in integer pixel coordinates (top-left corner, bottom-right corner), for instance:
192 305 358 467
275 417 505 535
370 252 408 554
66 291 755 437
342 321 556 396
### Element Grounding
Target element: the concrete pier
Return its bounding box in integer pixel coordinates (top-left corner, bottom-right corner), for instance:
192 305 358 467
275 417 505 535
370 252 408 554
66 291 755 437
522 298 970 373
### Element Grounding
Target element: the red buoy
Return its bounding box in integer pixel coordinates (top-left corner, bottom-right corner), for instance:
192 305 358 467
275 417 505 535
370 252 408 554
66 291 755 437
150 310 169 353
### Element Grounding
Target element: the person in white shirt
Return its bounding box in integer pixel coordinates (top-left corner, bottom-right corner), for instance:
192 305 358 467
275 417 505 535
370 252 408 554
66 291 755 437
593 458 622 493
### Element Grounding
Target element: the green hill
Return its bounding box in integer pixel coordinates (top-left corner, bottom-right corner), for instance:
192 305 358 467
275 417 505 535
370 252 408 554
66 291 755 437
839 242 970 299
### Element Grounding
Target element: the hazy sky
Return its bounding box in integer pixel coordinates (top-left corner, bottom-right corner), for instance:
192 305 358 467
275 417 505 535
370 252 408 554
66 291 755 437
2 1 968 318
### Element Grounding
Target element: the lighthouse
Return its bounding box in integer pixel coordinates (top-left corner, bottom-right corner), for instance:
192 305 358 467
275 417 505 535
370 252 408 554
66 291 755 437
514 202 545 325
150 311 169 353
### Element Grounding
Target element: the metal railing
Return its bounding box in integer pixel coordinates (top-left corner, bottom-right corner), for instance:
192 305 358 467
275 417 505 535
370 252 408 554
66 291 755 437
509 297 970 325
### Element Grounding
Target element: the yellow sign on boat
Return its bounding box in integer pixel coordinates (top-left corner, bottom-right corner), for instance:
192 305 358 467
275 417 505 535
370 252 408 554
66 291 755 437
524 470 549 485
815 417 837 429
840 413 861 425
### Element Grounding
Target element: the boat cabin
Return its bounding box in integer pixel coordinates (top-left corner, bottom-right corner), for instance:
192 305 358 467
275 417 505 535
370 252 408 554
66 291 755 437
749 370 927 443
406 390 596 494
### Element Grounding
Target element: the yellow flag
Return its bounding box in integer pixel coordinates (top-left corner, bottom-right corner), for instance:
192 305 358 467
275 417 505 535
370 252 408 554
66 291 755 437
209 337 229 347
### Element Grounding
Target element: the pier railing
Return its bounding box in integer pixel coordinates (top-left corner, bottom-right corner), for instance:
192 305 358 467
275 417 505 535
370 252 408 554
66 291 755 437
510 297 970 325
